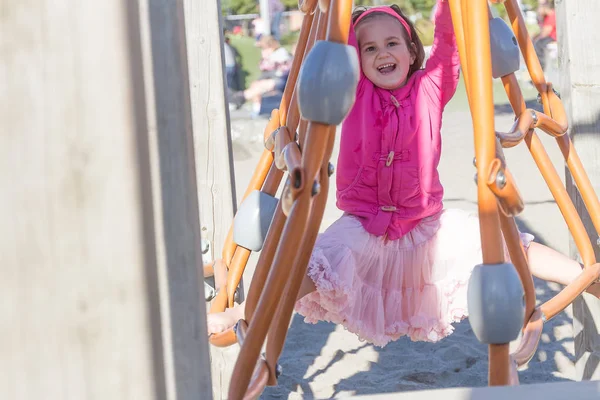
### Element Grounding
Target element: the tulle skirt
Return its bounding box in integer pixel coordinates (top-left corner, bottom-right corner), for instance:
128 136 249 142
294 208 534 347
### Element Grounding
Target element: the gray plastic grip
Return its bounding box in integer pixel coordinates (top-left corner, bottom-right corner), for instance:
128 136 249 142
467 262 525 344
489 17 521 79
233 190 278 252
297 40 360 126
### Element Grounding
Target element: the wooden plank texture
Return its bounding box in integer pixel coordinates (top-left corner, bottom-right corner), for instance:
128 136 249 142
1 0 212 398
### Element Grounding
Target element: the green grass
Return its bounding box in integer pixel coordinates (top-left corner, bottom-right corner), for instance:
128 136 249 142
229 36 262 89
228 35 298 90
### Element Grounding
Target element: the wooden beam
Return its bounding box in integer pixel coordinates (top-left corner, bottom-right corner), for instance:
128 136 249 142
1 0 211 398
188 0 237 265
556 0 600 381
186 0 237 398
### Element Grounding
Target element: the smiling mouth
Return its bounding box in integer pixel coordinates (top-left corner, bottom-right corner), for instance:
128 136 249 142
377 63 397 74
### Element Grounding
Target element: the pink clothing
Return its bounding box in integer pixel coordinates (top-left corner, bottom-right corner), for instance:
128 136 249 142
295 210 534 346
353 6 413 40
336 1 460 241
294 1 535 346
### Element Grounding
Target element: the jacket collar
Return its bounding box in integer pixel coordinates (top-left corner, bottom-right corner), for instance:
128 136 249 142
374 72 418 108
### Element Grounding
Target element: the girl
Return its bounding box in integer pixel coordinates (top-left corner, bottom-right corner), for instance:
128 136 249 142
209 1 600 345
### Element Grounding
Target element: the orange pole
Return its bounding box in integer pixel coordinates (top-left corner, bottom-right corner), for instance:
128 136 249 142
557 134 600 247
449 0 471 107
244 8 323 323
524 132 596 268
504 0 548 97
464 0 509 386
497 74 537 327
499 214 536 325
325 0 352 43
465 0 504 265
264 126 336 384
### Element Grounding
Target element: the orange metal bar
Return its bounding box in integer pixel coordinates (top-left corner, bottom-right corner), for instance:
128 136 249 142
524 132 595 268
465 0 504 263
496 75 537 328
541 263 600 321
264 126 336 385
486 159 524 217
228 123 331 399
233 320 270 399
494 106 567 149
261 163 285 195
299 0 318 14
244 203 286 322
222 111 279 266
499 214 536 325
325 0 352 43
496 11 600 340
557 135 600 243
501 74 526 115
463 0 509 386
449 0 471 107
534 110 567 138
225 247 252 308
244 9 323 324
278 12 315 125
215 10 315 312
229 2 343 394
504 0 548 97
208 10 317 350
495 110 534 148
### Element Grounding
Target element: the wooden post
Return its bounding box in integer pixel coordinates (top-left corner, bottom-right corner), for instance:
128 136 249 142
556 0 600 381
187 0 237 265
185 0 238 399
1 0 212 398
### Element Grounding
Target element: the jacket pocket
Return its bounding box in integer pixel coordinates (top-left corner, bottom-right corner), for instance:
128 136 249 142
396 166 421 206
338 166 364 197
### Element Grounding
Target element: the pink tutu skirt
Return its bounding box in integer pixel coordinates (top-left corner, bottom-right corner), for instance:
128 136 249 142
294 209 534 347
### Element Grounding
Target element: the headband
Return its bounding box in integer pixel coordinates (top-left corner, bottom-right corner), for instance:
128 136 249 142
353 6 412 41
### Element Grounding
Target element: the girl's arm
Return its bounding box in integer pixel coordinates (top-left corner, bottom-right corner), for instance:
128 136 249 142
422 0 461 108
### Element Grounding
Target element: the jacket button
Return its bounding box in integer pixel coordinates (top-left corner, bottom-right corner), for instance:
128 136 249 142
381 205 397 212
386 151 395 167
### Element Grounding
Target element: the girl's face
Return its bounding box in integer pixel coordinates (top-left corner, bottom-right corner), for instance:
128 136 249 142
355 15 416 90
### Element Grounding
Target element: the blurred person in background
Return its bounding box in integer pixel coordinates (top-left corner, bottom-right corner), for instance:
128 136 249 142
269 0 285 41
229 35 292 115
533 0 556 72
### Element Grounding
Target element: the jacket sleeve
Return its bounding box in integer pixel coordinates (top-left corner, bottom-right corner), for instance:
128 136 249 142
421 0 461 108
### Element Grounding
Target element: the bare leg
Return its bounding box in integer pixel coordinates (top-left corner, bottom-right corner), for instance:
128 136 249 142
207 273 317 334
243 79 276 100
527 242 600 297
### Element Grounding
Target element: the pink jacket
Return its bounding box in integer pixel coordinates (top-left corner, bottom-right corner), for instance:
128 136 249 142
336 1 460 240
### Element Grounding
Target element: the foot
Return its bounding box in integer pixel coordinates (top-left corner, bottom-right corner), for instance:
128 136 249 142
207 304 245 335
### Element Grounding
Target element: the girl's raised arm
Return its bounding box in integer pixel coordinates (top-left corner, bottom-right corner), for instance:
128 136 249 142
421 0 461 108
